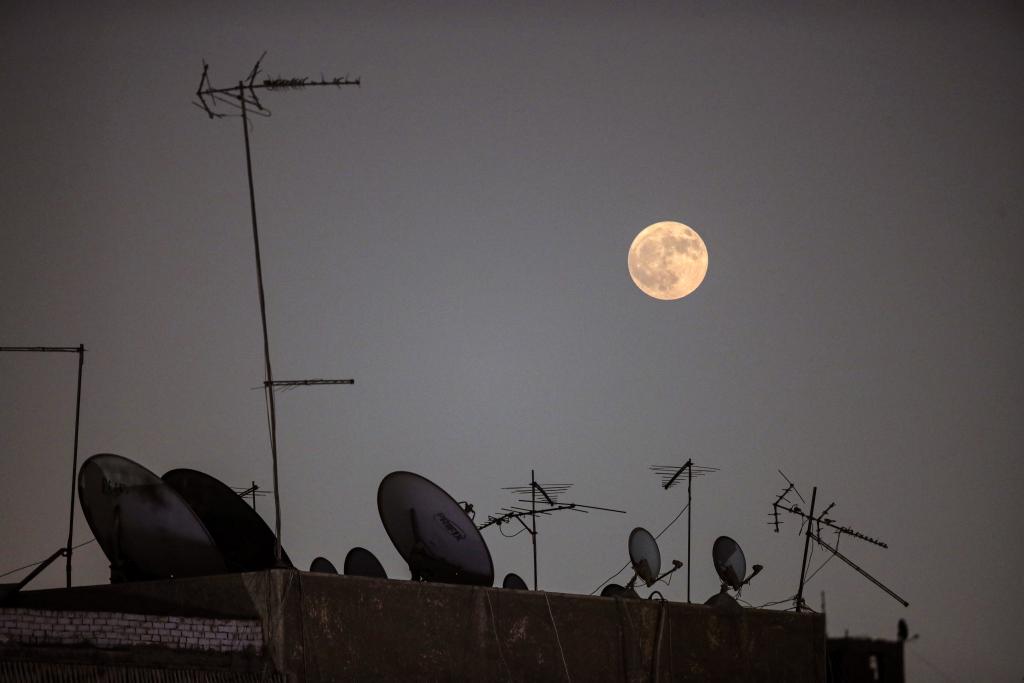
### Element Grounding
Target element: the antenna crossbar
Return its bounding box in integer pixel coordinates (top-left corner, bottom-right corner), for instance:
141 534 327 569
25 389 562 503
265 378 355 391
195 53 359 119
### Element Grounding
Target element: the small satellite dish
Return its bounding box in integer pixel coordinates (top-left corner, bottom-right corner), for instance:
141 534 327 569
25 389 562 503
502 572 528 590
713 536 747 591
601 583 639 599
704 590 743 613
78 453 226 581
377 471 494 586
309 556 338 574
629 527 661 587
162 468 291 571
344 547 388 579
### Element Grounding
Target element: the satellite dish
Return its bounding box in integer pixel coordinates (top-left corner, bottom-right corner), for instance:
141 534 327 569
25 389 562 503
713 536 747 591
344 547 388 579
628 527 661 587
502 572 528 590
704 590 743 613
162 468 291 571
310 556 338 574
377 471 494 586
601 583 639 599
78 453 226 581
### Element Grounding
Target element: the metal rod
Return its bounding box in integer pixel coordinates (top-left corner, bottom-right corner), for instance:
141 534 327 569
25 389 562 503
566 503 626 514
1 345 85 587
240 82 284 566
531 469 538 590
532 480 555 506
13 548 68 594
663 459 691 490
266 379 354 387
687 461 692 603
65 344 84 587
795 486 817 612
809 531 908 607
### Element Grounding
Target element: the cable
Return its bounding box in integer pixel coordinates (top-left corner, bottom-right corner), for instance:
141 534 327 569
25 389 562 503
544 593 572 682
802 531 844 586
589 560 631 595
655 503 689 540
484 591 512 682
906 646 961 683
0 538 95 579
754 595 797 609
803 550 836 584
499 525 527 538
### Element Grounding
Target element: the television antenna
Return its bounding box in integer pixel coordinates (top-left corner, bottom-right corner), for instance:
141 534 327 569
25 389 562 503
1 345 85 587
769 471 908 611
649 459 719 602
477 469 625 590
232 481 273 510
194 54 359 565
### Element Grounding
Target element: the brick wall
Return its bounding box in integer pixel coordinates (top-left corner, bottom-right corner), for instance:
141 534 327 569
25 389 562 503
0 608 262 652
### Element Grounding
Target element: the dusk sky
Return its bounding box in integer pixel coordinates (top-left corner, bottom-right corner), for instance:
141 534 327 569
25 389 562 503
2 3 1021 680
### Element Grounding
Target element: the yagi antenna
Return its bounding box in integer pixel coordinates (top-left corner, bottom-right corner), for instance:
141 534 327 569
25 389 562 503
232 481 273 510
649 459 719 602
478 470 625 590
769 472 908 610
1 345 86 588
194 54 359 565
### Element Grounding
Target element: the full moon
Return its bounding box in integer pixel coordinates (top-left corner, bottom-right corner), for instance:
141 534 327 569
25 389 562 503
627 221 709 300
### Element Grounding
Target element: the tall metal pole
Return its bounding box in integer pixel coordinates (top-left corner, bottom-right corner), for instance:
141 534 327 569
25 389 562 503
2 345 85 587
239 83 284 565
65 344 84 587
687 463 692 603
795 486 817 612
531 469 538 590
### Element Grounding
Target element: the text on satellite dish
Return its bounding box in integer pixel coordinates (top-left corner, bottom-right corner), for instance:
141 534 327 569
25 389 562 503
434 513 467 541
102 478 127 495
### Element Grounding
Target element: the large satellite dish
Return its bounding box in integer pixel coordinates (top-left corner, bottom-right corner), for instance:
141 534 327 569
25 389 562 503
78 453 226 581
629 527 661 587
310 556 338 574
377 471 493 586
713 536 747 591
344 547 387 579
163 468 291 571
502 572 528 590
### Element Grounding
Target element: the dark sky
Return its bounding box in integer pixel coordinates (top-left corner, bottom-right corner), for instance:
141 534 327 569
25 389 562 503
2 3 1021 680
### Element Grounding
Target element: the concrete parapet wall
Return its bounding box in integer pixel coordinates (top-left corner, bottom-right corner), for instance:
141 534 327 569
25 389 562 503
8 570 825 681
296 572 826 682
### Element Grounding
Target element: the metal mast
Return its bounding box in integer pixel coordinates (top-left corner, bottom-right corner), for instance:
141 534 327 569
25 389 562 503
195 54 359 564
1 345 85 586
